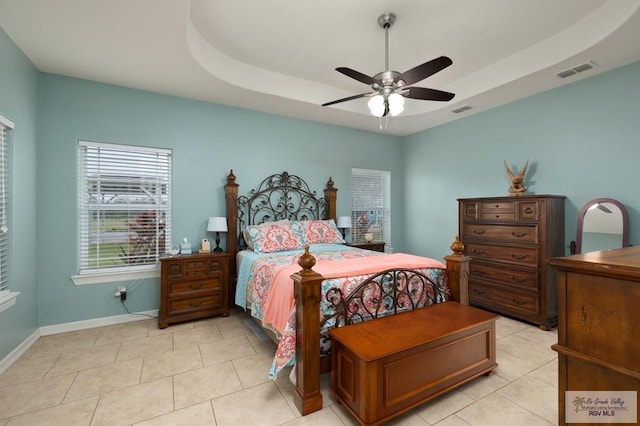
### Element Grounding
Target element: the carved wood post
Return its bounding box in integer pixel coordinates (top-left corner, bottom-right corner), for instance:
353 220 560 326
225 170 239 306
443 235 470 305
291 246 324 415
324 177 337 221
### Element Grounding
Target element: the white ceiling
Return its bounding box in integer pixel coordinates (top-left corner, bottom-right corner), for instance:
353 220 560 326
1 0 639 136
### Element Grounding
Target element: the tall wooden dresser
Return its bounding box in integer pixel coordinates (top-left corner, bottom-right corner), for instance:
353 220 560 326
458 195 565 330
548 247 640 425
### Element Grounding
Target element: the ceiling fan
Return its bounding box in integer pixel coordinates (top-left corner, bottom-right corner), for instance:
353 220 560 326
322 13 455 118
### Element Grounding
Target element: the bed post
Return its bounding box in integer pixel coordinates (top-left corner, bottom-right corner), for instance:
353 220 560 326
225 170 239 307
324 177 337 221
291 246 324 415
443 235 470 305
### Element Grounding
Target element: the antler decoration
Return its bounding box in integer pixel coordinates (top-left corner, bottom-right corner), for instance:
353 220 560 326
504 160 529 196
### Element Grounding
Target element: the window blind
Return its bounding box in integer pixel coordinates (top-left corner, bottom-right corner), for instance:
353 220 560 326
77 141 172 274
0 115 13 293
351 168 391 250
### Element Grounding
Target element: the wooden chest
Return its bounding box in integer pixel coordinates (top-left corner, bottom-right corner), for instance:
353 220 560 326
158 252 230 328
329 302 497 426
458 195 565 329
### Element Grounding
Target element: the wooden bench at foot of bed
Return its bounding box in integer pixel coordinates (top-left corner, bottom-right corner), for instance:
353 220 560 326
329 302 497 426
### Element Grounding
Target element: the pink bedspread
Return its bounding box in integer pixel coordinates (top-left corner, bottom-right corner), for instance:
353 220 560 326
263 253 445 335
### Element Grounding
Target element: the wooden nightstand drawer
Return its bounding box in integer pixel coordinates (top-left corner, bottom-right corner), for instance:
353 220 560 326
159 252 230 328
169 278 223 295
169 294 222 313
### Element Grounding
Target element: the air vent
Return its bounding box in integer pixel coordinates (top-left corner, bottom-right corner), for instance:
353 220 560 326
557 61 598 78
451 105 472 114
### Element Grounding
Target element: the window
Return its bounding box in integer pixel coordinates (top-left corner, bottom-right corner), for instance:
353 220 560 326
73 141 172 285
0 114 18 312
351 168 391 251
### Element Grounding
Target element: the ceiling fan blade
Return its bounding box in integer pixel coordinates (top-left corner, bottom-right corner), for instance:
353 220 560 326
398 56 453 86
335 67 376 85
322 93 371 107
404 87 455 102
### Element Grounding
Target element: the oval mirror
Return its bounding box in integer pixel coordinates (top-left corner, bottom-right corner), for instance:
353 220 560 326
571 198 629 254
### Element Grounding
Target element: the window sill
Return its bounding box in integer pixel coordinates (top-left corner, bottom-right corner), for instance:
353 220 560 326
71 268 160 285
0 291 20 313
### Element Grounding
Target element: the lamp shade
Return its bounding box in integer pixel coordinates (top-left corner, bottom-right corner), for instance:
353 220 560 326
207 217 228 233
337 216 352 229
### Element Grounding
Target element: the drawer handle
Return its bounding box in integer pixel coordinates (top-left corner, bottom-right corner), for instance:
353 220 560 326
511 232 527 238
190 283 204 290
510 276 527 283
472 229 485 235
472 249 486 255
511 298 527 305
495 204 500 208
472 288 487 295
189 301 204 307
495 215 500 219
511 254 526 260
471 268 485 275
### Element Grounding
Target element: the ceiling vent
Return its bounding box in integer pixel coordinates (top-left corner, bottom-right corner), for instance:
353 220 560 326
557 61 598 78
451 105 472 114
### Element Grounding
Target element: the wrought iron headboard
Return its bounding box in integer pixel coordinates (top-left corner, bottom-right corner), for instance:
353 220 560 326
235 171 329 249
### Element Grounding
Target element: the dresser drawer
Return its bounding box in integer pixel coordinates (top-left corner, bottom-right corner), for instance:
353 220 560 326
463 223 538 244
169 294 223 313
469 280 539 316
462 202 479 220
169 278 223 295
517 200 538 221
469 261 538 291
164 258 223 280
466 242 538 267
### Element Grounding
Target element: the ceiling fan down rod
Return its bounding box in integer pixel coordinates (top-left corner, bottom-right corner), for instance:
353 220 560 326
378 13 395 73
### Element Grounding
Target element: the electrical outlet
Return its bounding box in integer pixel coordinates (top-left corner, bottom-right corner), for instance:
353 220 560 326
115 286 127 297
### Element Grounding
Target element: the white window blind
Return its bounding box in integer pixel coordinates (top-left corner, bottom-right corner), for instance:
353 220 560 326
77 141 171 276
351 168 391 250
0 115 13 296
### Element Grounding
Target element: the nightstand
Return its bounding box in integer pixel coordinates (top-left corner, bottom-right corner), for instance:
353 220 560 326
158 252 230 328
346 242 386 253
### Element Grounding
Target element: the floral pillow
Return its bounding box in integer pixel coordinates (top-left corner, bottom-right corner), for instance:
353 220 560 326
302 219 345 244
246 220 305 253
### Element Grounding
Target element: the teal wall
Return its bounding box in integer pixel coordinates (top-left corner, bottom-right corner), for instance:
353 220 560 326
36 74 404 326
0 28 40 360
403 61 640 260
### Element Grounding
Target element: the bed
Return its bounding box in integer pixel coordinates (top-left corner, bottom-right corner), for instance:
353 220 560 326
224 170 471 415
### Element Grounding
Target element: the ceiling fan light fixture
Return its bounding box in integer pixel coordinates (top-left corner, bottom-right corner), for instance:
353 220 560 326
388 93 404 116
368 95 385 117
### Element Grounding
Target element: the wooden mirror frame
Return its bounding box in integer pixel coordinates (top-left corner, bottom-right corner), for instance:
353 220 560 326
571 197 629 255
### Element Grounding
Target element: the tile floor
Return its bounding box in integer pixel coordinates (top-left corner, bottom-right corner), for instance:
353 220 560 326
0 309 559 425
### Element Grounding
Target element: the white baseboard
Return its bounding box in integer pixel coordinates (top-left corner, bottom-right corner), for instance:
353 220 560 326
0 309 158 373
40 310 158 336
0 329 40 375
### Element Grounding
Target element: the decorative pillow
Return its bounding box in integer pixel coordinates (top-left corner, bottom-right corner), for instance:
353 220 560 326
242 219 289 250
246 220 305 253
301 219 345 244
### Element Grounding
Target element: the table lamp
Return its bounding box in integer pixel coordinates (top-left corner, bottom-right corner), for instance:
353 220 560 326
207 217 228 252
